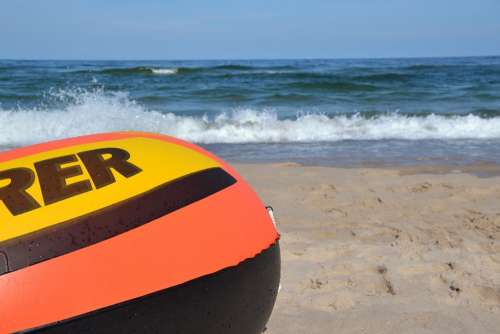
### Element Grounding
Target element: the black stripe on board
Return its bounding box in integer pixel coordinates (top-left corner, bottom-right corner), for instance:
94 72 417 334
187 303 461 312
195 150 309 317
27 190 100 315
0 167 236 276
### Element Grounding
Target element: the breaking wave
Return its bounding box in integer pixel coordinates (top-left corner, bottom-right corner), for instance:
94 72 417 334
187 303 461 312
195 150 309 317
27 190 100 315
1 89 500 147
74 64 299 76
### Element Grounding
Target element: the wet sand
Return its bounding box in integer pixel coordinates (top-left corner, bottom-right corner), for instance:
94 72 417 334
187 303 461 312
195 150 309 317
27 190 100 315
235 163 500 334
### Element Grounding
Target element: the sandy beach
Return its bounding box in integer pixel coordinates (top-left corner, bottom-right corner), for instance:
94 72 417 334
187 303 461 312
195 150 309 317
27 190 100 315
235 163 500 334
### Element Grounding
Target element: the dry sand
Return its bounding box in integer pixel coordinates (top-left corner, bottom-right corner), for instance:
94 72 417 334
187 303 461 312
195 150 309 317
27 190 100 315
235 163 500 334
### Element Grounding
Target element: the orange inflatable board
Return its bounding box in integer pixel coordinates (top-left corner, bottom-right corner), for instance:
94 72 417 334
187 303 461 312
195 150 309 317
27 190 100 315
0 132 280 334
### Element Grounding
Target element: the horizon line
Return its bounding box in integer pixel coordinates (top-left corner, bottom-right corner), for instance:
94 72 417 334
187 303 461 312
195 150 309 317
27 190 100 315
1 54 499 62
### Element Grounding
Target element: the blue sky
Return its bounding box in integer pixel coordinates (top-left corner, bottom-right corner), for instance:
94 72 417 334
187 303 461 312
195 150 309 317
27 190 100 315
1 0 499 59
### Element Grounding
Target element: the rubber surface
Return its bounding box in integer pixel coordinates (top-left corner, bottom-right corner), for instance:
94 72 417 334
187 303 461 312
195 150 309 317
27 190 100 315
22 242 281 334
0 167 236 275
0 132 280 333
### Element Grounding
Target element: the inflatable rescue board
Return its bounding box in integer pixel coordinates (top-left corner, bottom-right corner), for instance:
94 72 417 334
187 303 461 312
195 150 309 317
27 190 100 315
0 132 280 334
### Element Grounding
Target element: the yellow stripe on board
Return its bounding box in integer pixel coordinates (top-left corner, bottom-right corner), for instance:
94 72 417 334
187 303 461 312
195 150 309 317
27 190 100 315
0 137 219 242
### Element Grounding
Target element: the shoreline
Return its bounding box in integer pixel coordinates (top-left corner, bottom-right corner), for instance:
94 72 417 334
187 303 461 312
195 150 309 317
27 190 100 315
234 163 500 334
230 160 500 178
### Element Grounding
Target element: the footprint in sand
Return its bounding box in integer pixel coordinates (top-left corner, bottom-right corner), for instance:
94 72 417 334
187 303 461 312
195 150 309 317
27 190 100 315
411 182 433 193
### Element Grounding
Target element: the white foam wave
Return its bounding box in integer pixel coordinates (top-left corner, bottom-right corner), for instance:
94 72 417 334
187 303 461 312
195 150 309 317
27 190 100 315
1 89 500 147
151 68 178 75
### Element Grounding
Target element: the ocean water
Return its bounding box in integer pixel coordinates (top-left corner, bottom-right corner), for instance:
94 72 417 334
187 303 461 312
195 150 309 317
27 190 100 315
1 57 500 166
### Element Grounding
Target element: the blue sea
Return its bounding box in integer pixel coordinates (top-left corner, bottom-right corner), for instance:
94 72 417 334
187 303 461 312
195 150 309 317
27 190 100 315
1 57 500 166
